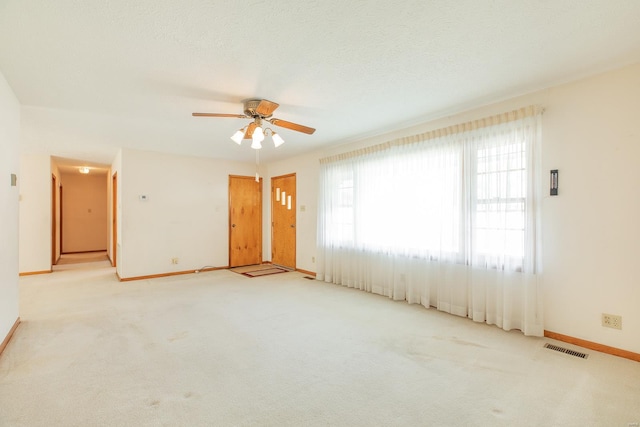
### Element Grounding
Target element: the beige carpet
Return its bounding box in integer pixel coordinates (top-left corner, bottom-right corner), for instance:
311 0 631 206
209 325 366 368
56 251 109 265
2 265 639 426
53 252 112 273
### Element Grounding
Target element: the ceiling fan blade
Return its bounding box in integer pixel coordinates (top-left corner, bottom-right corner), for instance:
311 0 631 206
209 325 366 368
269 118 316 135
192 113 247 118
243 122 257 139
255 100 279 117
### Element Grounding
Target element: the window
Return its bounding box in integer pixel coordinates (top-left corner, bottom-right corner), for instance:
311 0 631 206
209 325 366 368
318 107 541 274
473 140 527 269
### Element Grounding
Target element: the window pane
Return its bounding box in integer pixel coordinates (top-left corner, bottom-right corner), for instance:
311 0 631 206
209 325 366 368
475 140 526 265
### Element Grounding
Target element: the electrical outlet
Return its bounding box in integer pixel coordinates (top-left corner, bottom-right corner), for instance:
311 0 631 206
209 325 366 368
312 256 315 263
171 258 179 265
602 313 622 330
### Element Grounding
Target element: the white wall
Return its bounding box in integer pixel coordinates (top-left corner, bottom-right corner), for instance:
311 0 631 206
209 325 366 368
269 64 640 354
18 154 51 273
538 65 640 354
60 172 108 252
0 70 20 341
118 148 255 279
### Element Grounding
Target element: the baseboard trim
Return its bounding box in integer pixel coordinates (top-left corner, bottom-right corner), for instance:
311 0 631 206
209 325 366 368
544 330 640 363
19 270 52 276
0 317 20 357
118 266 227 282
196 266 226 274
296 268 316 277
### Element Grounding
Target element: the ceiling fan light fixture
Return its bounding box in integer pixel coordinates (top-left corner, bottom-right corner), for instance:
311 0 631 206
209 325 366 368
252 126 265 149
230 128 245 144
271 132 285 148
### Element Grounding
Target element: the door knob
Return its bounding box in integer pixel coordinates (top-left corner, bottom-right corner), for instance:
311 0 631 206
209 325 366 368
232 224 236 228
290 224 295 228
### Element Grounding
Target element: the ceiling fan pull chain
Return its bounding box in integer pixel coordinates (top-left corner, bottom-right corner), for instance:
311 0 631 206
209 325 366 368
255 150 260 182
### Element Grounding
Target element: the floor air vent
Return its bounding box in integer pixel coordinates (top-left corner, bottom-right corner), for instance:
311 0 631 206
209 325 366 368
303 276 315 280
544 343 589 359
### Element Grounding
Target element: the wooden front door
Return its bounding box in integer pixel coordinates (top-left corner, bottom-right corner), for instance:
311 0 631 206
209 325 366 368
229 175 262 267
271 173 296 269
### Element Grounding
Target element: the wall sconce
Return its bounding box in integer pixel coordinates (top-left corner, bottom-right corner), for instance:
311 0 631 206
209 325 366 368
79 167 90 174
550 169 558 196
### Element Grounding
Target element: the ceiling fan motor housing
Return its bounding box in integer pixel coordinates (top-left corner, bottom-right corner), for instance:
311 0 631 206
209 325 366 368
243 99 272 118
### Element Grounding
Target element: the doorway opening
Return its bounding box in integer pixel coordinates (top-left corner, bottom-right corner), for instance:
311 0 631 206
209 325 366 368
51 174 59 267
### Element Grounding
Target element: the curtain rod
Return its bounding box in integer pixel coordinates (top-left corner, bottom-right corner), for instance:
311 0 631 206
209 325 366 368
320 105 544 164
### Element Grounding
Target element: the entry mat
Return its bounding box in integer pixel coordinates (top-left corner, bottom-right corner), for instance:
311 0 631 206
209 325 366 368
230 264 292 278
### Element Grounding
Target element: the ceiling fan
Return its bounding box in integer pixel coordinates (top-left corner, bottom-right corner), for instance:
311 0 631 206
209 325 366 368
192 98 316 149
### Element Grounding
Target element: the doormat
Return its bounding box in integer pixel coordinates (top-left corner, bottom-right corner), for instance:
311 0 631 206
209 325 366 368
230 264 291 278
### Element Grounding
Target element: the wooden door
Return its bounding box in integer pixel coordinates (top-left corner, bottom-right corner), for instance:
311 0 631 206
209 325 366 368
229 175 262 267
271 173 296 269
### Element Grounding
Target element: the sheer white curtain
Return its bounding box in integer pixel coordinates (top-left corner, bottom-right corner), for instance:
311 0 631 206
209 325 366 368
317 107 543 336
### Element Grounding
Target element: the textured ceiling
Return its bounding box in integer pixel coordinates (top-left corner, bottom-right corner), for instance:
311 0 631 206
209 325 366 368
2 0 640 167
